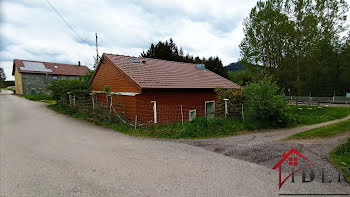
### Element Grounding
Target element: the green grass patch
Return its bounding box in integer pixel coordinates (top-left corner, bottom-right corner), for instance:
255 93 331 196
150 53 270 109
287 105 350 125
329 138 350 180
18 93 57 105
287 119 350 140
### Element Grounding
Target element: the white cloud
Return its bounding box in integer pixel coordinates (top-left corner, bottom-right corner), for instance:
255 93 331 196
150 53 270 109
1 0 349 81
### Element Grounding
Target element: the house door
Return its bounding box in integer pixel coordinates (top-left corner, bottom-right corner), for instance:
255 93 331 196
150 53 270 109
205 101 215 119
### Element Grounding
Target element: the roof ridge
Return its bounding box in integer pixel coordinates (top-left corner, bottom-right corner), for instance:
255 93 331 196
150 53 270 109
104 53 195 66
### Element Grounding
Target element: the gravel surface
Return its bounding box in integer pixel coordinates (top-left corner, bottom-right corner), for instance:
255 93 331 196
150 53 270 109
178 116 350 185
1 91 349 196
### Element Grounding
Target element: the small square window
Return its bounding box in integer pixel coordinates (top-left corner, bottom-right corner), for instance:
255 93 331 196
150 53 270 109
189 110 196 121
52 76 58 80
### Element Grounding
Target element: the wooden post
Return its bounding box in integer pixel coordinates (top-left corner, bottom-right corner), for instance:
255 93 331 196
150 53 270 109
151 101 157 124
241 104 244 121
109 96 112 112
181 105 183 125
223 99 229 118
73 95 76 106
91 94 95 110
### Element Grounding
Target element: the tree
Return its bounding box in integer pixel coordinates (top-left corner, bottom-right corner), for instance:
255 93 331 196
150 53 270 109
241 0 349 96
205 57 229 79
141 38 229 78
0 67 6 88
243 77 290 127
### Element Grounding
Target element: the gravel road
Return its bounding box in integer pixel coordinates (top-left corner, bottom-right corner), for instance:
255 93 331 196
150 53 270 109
179 116 350 184
1 91 349 196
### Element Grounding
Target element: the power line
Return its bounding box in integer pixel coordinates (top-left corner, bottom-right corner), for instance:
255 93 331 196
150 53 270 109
45 0 101 60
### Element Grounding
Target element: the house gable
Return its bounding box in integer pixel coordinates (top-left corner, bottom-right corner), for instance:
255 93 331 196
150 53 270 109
90 55 141 93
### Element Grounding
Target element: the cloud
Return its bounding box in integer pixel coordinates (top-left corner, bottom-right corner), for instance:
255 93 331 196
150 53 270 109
9 0 346 81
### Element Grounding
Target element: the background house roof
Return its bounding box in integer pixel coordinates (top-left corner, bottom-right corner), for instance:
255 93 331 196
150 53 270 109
12 59 90 76
104 53 240 89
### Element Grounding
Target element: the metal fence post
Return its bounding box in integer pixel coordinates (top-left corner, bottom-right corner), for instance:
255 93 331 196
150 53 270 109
69 94 71 106
109 96 112 112
134 115 138 129
180 105 183 125
224 99 229 118
241 103 244 121
91 93 95 110
151 101 157 124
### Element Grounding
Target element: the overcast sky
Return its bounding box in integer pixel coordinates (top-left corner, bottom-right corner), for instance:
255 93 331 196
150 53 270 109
1 0 349 80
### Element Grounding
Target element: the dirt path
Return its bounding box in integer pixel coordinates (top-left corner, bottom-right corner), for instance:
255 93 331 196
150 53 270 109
178 116 350 183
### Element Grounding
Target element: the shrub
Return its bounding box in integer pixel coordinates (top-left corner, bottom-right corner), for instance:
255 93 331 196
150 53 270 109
243 77 290 127
216 87 243 117
47 78 91 102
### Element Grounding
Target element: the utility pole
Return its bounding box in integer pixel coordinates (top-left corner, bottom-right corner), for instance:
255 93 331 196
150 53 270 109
95 33 99 60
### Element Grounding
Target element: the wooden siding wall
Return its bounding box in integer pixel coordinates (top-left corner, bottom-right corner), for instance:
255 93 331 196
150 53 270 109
135 89 217 124
91 59 140 93
92 59 140 122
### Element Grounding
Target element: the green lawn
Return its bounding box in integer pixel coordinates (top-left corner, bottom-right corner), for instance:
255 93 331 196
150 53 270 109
329 138 350 180
287 105 350 125
17 93 57 105
287 119 350 140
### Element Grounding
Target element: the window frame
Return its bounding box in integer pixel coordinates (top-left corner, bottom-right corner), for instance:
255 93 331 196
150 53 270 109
189 109 197 121
205 100 215 118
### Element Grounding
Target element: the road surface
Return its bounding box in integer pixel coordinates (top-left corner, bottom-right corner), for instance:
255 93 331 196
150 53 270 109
1 90 349 196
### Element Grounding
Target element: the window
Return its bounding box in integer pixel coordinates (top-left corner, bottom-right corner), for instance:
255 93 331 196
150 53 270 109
205 101 215 119
189 110 196 121
52 76 58 80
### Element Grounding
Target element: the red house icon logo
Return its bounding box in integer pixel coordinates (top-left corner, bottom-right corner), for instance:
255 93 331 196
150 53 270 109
272 148 313 189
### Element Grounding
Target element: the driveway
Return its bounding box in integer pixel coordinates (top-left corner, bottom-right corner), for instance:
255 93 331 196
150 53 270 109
179 116 350 180
0 92 349 196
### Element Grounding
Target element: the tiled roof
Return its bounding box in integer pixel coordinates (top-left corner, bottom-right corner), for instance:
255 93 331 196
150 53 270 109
12 59 90 76
104 53 239 89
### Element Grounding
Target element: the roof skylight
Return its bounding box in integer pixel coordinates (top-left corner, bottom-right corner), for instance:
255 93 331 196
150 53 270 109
130 58 140 63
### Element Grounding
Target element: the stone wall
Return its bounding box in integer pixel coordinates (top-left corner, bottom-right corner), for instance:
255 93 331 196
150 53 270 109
22 73 78 95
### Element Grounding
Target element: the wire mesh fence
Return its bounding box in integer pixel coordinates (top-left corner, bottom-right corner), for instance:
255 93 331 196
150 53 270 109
62 91 244 128
59 91 345 129
286 96 350 106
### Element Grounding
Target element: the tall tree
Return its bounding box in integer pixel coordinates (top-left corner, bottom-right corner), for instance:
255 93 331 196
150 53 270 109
141 38 229 78
240 0 349 96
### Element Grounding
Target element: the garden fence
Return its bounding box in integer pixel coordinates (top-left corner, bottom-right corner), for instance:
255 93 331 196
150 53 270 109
64 92 244 128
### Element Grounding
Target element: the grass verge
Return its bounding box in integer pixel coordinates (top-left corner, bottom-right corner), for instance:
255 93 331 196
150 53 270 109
329 138 350 180
17 93 56 105
287 105 350 125
49 103 245 139
50 103 350 139
287 119 350 140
